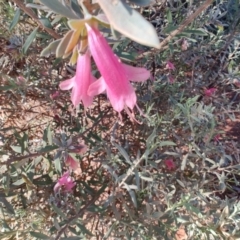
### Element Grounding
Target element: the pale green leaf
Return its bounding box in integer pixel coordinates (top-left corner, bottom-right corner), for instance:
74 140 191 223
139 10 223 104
10 145 22 153
128 0 153 6
76 223 94 236
98 0 159 48
56 30 73 58
114 143 131 165
159 141 176 147
39 0 78 19
51 204 66 219
40 39 61 57
70 0 84 18
39 145 58 153
38 18 52 29
9 8 21 31
29 231 50 239
22 27 39 54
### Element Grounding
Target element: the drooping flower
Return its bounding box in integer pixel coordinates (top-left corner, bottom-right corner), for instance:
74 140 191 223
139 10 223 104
164 159 176 171
86 24 150 118
166 61 175 71
65 153 79 170
54 171 75 193
59 51 96 108
204 87 217 97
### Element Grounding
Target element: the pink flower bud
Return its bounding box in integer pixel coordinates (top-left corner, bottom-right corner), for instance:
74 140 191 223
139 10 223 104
166 61 175 71
54 171 75 193
204 88 216 97
164 159 176 171
50 91 60 100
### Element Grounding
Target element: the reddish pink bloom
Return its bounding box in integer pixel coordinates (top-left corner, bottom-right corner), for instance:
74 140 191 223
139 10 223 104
65 153 79 170
86 24 150 117
54 171 75 193
166 61 175 71
50 91 60 100
59 51 96 108
204 88 216 97
164 159 176 170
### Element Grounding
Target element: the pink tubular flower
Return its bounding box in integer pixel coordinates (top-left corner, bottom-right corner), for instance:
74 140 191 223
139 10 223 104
164 159 176 171
65 153 79 170
204 87 216 97
166 61 175 71
86 24 150 118
59 51 96 108
54 171 75 193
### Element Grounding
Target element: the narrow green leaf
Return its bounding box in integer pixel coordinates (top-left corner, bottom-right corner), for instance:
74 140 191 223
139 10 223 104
29 231 50 239
87 204 106 213
76 223 94 236
60 237 81 240
167 9 172 24
183 28 208 36
128 0 153 6
22 27 39 54
114 143 131 165
123 183 137 208
146 128 156 148
0 85 15 91
38 18 52 28
9 8 21 31
54 157 62 175
103 222 116 239
0 197 15 215
139 174 153 182
70 0 84 18
159 141 176 147
51 204 66 219
39 0 78 19
43 125 53 145
39 145 58 153
98 0 160 48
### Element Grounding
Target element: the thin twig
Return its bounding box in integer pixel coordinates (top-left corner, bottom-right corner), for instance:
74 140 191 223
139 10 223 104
158 0 214 51
10 0 61 39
